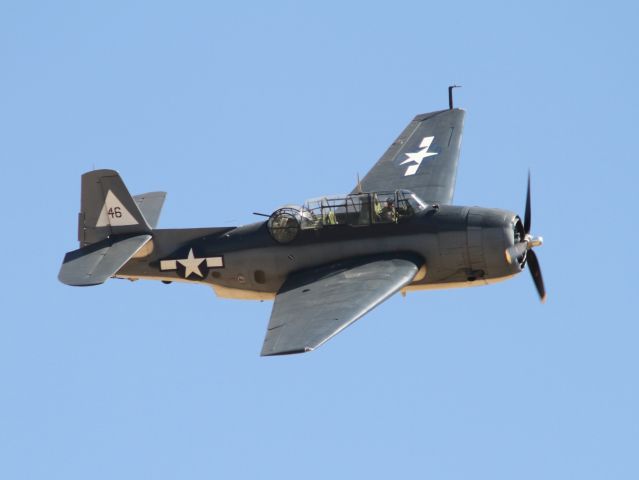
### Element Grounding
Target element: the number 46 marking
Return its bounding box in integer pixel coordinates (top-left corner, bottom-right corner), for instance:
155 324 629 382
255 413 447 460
107 207 122 218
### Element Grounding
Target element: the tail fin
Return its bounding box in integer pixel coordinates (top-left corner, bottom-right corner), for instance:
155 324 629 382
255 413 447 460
78 169 151 246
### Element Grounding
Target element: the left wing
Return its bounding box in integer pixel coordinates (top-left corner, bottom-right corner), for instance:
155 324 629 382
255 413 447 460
355 109 465 204
261 255 421 356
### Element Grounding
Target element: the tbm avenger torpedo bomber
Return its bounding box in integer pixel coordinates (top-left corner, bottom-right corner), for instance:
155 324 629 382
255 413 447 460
59 89 545 356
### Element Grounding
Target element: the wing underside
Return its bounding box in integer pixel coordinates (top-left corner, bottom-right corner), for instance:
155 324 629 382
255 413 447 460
356 108 466 204
261 255 421 356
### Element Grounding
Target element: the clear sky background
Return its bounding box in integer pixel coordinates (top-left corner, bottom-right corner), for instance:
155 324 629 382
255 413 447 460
1 1 638 479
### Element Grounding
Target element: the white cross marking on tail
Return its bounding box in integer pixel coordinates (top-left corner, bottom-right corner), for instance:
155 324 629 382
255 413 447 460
399 136 438 176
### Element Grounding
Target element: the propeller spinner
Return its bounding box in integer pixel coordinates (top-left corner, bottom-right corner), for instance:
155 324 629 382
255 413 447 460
505 173 546 302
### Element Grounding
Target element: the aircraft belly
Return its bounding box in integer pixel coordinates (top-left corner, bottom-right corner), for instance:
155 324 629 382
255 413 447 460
402 273 517 294
212 284 276 300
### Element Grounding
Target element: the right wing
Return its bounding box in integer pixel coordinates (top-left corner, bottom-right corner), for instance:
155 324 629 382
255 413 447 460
261 255 421 356
356 108 465 204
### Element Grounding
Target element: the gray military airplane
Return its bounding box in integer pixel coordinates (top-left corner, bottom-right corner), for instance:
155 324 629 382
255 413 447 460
59 92 545 355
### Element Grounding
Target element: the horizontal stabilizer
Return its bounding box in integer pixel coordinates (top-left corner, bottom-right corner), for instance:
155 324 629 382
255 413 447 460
133 191 166 229
59 234 152 286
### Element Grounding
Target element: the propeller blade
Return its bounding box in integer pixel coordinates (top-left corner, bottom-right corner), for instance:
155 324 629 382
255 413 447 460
526 249 546 302
524 171 532 235
504 242 528 265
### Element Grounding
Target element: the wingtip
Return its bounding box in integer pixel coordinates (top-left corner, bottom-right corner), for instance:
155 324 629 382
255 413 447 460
260 346 313 357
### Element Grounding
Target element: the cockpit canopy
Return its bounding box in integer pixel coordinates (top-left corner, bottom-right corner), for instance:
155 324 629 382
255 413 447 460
267 190 427 243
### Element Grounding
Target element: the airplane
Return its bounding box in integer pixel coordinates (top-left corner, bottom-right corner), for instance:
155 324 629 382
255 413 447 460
59 89 545 356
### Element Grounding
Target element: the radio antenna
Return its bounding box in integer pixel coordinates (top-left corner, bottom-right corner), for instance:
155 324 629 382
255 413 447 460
448 85 461 109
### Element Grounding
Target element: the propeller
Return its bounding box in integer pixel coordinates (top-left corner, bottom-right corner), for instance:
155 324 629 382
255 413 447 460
505 172 546 302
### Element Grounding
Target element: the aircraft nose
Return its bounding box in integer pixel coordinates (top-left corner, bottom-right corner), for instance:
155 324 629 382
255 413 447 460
466 208 522 278
502 212 526 272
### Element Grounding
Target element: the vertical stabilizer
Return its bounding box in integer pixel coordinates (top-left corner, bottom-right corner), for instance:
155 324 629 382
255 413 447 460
78 170 151 246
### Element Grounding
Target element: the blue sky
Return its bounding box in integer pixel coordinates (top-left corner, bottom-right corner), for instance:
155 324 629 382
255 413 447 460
1 1 638 479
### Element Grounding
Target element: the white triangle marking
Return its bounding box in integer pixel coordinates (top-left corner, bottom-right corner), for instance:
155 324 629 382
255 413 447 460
96 190 139 227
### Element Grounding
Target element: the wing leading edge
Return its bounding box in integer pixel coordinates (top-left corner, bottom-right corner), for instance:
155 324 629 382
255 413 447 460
356 108 465 204
261 255 421 356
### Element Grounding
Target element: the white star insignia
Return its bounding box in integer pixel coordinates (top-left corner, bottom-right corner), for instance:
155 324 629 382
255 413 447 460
160 251 224 277
178 248 205 278
399 136 438 176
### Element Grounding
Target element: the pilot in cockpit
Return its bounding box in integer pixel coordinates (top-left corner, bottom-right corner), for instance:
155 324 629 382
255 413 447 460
379 198 396 223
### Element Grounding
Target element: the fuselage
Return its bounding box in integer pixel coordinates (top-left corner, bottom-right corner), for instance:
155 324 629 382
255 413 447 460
116 204 524 299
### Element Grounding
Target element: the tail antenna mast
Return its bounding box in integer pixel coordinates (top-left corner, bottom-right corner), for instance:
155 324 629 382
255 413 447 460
448 85 461 109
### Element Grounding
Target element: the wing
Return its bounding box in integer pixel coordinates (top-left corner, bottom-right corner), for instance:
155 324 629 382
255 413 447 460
356 108 465 204
260 255 421 356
